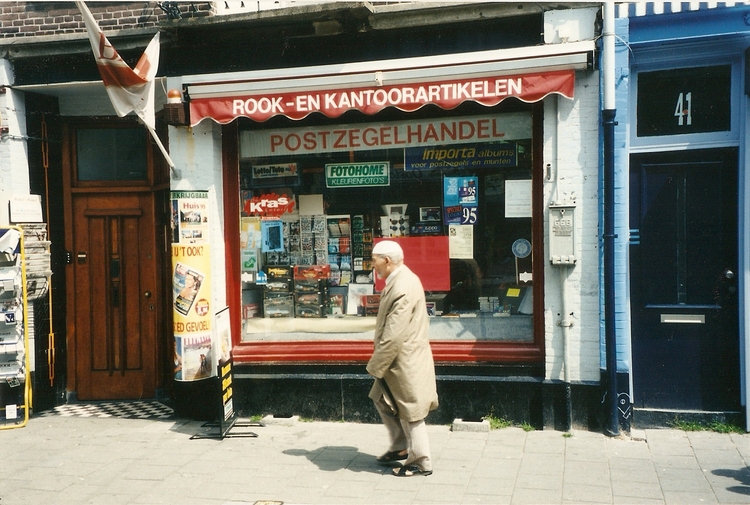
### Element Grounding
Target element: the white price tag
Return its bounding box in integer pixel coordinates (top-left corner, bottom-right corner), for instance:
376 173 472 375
6 403 17 420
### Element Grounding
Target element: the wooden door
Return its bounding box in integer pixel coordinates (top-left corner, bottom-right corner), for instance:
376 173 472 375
63 122 166 400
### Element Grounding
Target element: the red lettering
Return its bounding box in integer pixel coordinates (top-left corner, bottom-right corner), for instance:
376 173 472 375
333 130 347 149
285 133 301 152
379 127 391 146
270 134 283 153
348 129 361 148
476 119 490 138
303 132 317 150
319 131 330 150
362 128 379 147
458 121 475 140
492 118 506 138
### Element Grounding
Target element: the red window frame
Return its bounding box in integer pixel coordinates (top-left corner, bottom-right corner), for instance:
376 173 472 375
223 103 545 365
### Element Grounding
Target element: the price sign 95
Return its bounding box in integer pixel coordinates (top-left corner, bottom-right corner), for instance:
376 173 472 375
461 206 478 225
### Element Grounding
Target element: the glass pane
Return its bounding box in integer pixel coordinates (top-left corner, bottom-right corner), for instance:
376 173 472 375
77 128 147 181
237 113 535 343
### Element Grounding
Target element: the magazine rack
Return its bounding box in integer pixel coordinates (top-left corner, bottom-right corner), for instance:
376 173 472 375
0 226 31 429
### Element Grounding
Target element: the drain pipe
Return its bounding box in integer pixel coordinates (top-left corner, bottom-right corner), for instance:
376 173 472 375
602 1 619 437
559 266 573 431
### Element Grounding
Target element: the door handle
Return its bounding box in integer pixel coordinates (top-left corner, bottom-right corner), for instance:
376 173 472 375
724 269 735 279
144 291 152 298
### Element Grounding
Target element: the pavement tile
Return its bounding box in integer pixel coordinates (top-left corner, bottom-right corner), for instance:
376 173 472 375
562 482 613 504
613 496 664 505
442 439 488 454
662 490 719 505
523 431 567 453
518 452 564 476
655 467 713 491
466 476 515 495
652 454 703 469
658 480 715 495
461 492 512 504
415 481 471 503
563 460 610 485
323 478 380 499
607 438 652 459
511 486 563 505
471 457 521 479
514 473 562 492
687 432 738 451
611 479 665 500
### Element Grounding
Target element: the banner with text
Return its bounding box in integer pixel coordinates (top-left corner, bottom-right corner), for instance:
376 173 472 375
191 69 574 125
405 142 517 171
241 113 531 158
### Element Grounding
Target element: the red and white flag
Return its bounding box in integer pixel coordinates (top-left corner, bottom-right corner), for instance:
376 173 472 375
76 1 160 129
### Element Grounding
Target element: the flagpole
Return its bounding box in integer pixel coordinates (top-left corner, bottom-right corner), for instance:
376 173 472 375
147 125 180 179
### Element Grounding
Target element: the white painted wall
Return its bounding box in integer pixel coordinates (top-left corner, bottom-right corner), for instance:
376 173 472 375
168 121 227 313
544 71 602 383
0 59 31 201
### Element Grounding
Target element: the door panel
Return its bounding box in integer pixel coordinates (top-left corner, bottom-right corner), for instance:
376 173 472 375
72 195 156 399
630 148 739 411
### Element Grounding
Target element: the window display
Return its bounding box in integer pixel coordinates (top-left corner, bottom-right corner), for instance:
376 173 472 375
238 112 535 343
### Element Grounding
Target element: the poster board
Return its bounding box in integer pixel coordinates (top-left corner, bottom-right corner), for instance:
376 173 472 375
215 307 236 438
373 236 450 292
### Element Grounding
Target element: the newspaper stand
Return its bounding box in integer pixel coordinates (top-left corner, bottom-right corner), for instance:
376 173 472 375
0 226 31 430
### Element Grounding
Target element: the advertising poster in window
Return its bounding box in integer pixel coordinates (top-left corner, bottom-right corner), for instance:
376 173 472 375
443 176 478 225
171 191 215 382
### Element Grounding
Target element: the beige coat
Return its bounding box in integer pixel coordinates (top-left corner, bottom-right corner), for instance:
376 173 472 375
366 265 439 422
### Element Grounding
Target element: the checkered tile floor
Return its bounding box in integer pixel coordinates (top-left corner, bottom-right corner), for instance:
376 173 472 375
38 401 174 420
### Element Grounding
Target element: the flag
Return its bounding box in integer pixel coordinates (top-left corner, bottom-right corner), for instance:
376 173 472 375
76 1 160 129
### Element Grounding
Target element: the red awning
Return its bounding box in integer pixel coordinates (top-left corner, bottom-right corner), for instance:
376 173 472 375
184 41 594 126
189 69 575 125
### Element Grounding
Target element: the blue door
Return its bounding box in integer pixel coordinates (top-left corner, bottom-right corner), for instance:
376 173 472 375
629 148 739 411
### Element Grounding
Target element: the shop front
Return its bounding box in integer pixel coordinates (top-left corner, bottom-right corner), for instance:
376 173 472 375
170 36 603 427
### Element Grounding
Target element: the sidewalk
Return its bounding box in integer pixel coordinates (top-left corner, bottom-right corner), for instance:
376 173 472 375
2 409 750 505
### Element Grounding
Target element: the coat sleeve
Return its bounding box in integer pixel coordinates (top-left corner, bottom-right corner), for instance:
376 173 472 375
366 284 412 378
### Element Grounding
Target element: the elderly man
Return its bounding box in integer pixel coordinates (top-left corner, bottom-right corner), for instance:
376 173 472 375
366 240 439 477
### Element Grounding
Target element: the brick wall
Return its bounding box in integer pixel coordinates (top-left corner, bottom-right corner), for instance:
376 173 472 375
0 1 214 38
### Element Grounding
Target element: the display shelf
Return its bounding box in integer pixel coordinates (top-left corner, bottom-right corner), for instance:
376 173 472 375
0 226 31 430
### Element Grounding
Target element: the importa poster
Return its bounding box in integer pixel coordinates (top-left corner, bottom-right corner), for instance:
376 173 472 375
171 191 215 382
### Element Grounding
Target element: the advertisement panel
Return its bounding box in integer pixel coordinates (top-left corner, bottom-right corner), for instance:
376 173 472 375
325 162 390 188
171 191 214 382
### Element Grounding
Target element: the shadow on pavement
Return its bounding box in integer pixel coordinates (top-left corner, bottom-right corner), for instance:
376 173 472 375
713 468 750 495
284 445 389 474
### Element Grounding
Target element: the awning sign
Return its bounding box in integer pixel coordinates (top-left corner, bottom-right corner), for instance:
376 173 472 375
190 70 575 125
325 162 390 188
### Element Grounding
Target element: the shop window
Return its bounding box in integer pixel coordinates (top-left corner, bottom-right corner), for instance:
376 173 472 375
237 112 534 343
76 128 148 181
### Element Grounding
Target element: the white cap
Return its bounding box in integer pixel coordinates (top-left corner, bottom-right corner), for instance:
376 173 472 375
372 240 403 257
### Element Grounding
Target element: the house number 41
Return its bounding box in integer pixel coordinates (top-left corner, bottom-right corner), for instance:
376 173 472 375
674 92 692 126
